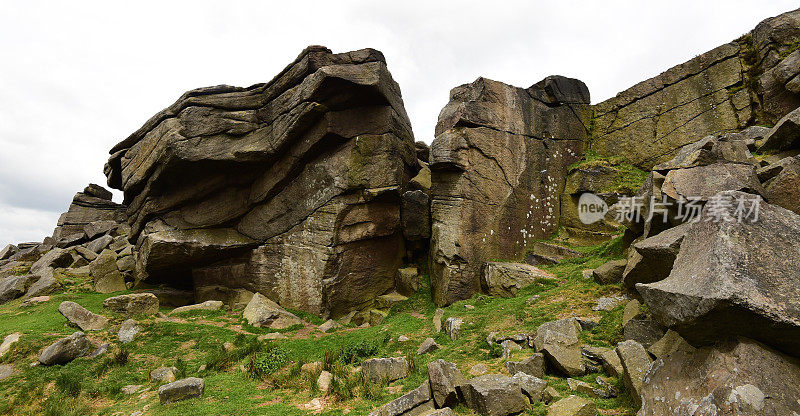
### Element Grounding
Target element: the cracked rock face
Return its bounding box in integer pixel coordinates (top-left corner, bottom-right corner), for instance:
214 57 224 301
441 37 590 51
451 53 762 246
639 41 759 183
429 76 589 306
592 8 800 170
104 46 417 318
639 338 800 416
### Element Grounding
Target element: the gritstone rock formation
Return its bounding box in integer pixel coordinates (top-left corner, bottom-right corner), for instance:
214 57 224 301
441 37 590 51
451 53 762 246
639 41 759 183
428 76 590 305
104 46 418 318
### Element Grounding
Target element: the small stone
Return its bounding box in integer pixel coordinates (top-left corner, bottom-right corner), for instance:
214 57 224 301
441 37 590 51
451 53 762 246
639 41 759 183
0 333 21 358
0 364 14 381
567 378 597 398
362 357 409 384
427 359 464 408
158 377 204 404
318 319 341 333
592 296 624 311
444 317 462 341
317 370 332 393
397 335 410 342
465 304 475 310
117 319 141 343
87 343 109 359
150 366 179 384
301 362 322 374
417 337 440 355
258 333 287 341
242 293 302 329
433 308 444 333
121 385 144 395
501 340 522 359
21 295 50 307
505 353 545 378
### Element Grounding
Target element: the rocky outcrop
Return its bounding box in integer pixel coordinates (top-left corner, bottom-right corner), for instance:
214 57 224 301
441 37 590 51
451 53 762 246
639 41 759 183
52 184 127 246
429 76 590 305
639 338 800 415
591 9 800 169
481 262 554 297
104 46 417 319
638 191 800 354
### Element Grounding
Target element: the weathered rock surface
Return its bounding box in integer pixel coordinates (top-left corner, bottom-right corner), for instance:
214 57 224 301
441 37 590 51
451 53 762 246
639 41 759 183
510 372 547 403
593 9 800 169
150 366 179 384
0 333 21 358
104 46 417 319
582 346 623 378
0 274 35 304
429 76 589 305
158 377 204 404
638 191 800 354
647 329 695 359
758 104 800 152
427 359 464 408
103 293 159 315
118 319 140 343
639 338 800 415
505 353 545 378
615 340 652 408
38 331 92 365
368 380 431 416
460 374 528 416
169 300 224 315
417 338 440 355
52 184 127 243
546 395 595 416
481 262 555 297
362 357 409 384
58 301 109 331
591 259 626 284
242 292 302 329
622 223 688 288
532 319 584 377
623 319 665 349
444 317 462 341
761 156 800 214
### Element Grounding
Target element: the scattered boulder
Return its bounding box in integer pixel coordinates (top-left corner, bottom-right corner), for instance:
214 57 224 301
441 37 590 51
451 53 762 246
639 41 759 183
396 267 420 296
470 363 488 376
501 340 521 358
638 192 800 353
581 346 623 378
653 133 755 171
417 338 440 355
566 378 598 398
38 332 92 365
118 319 141 343
258 332 287 341
622 223 688 288
591 259 626 284
0 333 21 358
640 338 800 415
362 357 410 384
427 359 464 408
368 380 432 416
30 248 72 274
0 274 35 304
546 395 595 416
532 319 584 377
242 293 303 329
121 385 143 395
103 293 159 315
621 299 641 327
444 317 462 341
317 370 332 393
504 353 545 378
661 162 765 202
758 106 800 152
318 319 341 333
510 372 547 403
592 296 625 312
615 340 652 408
481 262 555 297
433 308 444 333
158 377 204 404
374 292 408 309
622 319 664 349
24 268 62 299
58 301 109 331
0 364 15 381
150 366 179 384
460 374 528 416
169 300 224 316
647 329 695 359
87 235 114 254
90 249 126 293
761 156 800 214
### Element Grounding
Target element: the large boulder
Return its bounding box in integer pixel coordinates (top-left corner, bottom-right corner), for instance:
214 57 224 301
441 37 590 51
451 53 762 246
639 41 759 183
760 156 800 214
90 249 126 293
38 332 92 365
368 381 432 416
427 359 464 408
242 292 302 329
481 262 555 297
615 340 652 408
758 106 800 152
504 353 545 378
638 191 800 354
622 223 688 288
51 184 126 243
429 76 589 305
661 162 764 202
362 357 409 384
532 319 584 377
0 275 35 304
104 46 417 319
103 293 159 315
639 338 800 415
58 301 109 331
460 374 529 416
158 377 205 404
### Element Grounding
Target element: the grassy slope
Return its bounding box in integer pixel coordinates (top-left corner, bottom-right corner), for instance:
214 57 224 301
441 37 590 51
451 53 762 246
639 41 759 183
0 238 636 416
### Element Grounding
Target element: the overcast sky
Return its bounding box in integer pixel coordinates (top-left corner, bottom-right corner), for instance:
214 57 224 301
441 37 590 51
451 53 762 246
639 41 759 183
0 1 796 246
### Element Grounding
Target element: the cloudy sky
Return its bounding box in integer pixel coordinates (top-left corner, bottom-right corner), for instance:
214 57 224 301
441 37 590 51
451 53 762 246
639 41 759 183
0 1 796 246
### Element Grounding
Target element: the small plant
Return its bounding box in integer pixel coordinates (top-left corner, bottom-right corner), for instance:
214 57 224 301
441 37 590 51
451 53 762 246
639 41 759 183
404 350 418 374
174 357 188 379
488 342 503 358
340 333 390 364
55 371 82 396
114 347 129 366
359 371 383 401
42 393 90 416
247 344 289 379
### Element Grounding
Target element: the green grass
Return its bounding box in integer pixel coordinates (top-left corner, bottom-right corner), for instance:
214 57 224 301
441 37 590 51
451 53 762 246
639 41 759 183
567 150 649 195
0 238 636 416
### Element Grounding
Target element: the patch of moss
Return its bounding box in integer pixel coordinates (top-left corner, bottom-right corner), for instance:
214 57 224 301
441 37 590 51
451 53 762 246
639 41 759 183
568 150 649 195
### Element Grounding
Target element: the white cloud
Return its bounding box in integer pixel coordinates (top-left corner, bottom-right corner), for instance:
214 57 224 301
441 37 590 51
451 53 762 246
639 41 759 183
0 0 796 246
